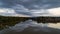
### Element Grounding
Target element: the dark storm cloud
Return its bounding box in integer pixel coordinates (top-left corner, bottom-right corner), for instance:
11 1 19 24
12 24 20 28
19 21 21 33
0 0 60 16
15 0 60 9
0 0 60 9
0 0 15 8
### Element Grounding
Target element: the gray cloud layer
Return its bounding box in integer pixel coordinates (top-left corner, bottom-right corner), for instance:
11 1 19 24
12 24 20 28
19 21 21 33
0 0 60 17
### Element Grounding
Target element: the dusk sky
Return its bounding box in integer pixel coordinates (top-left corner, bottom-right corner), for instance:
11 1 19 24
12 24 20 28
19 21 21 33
0 0 60 17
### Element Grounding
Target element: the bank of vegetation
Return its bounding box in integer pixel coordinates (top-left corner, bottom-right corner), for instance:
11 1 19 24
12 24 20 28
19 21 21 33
0 16 29 29
0 16 60 29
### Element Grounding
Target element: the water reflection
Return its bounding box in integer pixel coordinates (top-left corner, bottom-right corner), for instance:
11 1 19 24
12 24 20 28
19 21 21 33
48 23 60 29
0 20 60 34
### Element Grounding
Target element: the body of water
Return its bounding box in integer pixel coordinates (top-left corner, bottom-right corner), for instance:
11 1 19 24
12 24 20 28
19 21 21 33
0 20 60 34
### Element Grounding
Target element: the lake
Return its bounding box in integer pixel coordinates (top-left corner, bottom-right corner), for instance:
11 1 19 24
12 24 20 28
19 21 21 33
0 20 60 34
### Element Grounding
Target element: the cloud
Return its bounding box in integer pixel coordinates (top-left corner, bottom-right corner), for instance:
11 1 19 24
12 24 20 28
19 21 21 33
12 4 32 16
0 8 16 15
29 7 60 16
30 9 49 16
47 7 60 16
17 0 60 9
0 8 31 17
0 8 15 13
13 0 60 17
0 0 60 17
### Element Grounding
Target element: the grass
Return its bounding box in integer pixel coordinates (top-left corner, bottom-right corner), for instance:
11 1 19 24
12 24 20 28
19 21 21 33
0 16 60 30
0 16 29 30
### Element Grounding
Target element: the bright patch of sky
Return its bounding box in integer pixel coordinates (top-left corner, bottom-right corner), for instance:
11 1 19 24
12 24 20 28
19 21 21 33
0 8 15 13
0 8 16 16
47 7 60 16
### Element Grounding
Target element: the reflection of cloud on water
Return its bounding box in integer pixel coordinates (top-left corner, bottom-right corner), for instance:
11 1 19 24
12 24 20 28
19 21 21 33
0 20 47 34
48 23 60 29
9 20 48 32
0 20 60 34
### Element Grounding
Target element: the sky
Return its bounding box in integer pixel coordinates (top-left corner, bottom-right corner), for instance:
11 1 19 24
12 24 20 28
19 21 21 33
0 0 60 17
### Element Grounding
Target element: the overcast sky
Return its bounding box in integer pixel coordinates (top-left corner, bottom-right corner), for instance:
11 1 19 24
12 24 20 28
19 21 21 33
0 0 60 17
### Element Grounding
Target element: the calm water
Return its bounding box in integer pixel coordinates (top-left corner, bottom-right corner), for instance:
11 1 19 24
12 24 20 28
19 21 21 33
0 20 60 34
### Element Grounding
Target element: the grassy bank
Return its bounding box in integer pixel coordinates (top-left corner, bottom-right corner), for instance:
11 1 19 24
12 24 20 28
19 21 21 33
0 16 29 30
0 16 60 29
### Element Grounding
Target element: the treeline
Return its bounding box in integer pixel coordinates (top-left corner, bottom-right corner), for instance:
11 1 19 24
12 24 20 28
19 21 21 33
0 16 60 29
31 16 60 23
